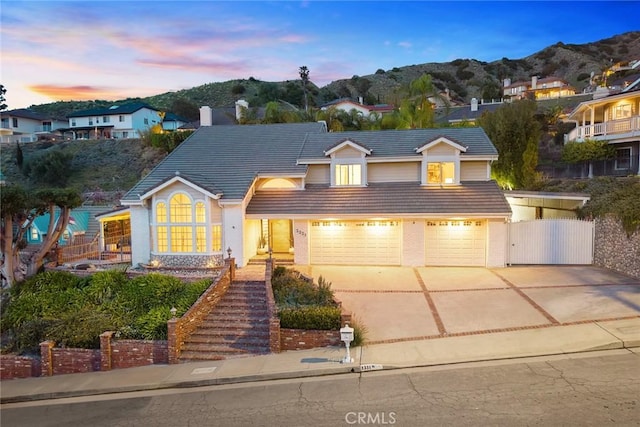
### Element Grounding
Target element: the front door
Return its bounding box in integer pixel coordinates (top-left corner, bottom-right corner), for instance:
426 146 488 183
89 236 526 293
270 220 291 253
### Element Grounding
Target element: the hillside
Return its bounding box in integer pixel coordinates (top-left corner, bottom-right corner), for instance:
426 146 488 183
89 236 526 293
0 139 166 203
27 31 640 119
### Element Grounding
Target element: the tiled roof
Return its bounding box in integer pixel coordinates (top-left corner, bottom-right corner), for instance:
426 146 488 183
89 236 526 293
122 122 327 202
299 127 498 158
0 108 60 121
246 181 511 217
67 102 158 118
438 103 502 123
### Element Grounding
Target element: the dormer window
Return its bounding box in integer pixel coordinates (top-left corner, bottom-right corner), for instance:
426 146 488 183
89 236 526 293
427 162 455 184
335 164 362 186
324 138 371 187
416 136 466 186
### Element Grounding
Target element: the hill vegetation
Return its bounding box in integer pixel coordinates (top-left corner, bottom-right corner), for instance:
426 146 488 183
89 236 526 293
25 31 640 120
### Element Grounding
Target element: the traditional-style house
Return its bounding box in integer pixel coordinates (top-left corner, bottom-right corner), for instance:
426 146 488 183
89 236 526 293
0 109 67 143
120 112 512 269
564 88 640 176
64 102 162 140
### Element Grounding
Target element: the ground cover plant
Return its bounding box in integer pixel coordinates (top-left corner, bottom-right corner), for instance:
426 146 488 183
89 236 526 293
0 270 210 354
271 267 367 346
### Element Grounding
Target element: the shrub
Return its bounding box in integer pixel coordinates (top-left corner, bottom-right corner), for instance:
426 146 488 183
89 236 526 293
279 306 341 330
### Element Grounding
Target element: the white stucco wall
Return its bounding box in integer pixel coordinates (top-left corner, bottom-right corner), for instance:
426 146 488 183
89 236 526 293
222 203 246 266
486 219 508 267
130 205 151 267
292 220 310 265
402 219 425 266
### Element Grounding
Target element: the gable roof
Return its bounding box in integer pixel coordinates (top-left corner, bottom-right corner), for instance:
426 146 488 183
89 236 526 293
0 108 64 122
299 127 497 159
122 122 328 203
68 102 159 118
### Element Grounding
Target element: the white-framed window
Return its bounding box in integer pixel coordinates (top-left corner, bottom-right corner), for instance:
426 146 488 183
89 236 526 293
103 116 110 123
119 115 125 122
71 119 76 126
615 147 631 170
613 104 632 120
427 162 455 184
144 118 149 125
335 163 362 186
154 192 220 254
89 119 93 125
12 118 18 127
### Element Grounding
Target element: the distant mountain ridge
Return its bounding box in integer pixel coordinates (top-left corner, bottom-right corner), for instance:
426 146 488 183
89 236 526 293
29 31 640 119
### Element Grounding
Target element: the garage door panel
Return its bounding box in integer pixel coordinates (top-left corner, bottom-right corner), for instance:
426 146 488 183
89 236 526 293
310 220 401 265
425 220 486 266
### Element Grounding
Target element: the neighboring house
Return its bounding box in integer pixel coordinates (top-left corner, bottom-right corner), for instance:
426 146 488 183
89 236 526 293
162 113 190 131
198 99 266 126
26 210 90 246
438 98 503 126
120 114 512 270
64 102 162 140
503 76 575 100
321 98 395 117
564 89 640 176
0 109 67 143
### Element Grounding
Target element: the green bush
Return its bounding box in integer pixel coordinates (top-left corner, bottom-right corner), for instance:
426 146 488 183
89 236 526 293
0 271 211 353
279 306 341 330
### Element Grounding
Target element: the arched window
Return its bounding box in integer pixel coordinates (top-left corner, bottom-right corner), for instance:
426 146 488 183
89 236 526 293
154 193 219 254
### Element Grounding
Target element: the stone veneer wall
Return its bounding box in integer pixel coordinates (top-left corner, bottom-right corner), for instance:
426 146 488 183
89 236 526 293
151 254 224 268
594 216 640 279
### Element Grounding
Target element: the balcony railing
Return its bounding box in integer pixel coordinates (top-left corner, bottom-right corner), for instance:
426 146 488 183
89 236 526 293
566 115 640 142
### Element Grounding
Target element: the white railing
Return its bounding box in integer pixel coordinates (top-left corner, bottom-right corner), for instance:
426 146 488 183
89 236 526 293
566 116 640 142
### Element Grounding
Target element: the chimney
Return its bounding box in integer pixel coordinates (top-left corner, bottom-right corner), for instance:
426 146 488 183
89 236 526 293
503 78 511 88
358 96 363 105
470 98 478 112
235 99 249 121
531 76 538 90
199 106 212 126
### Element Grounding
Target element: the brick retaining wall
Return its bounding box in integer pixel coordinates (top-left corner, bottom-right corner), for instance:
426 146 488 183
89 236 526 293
280 329 341 351
0 355 41 379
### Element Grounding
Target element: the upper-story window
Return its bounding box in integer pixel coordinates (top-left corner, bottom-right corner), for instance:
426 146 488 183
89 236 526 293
144 118 149 125
427 162 455 184
89 118 94 125
154 192 217 254
335 164 362 186
103 116 110 123
12 118 18 127
119 115 125 122
71 119 76 126
613 104 632 120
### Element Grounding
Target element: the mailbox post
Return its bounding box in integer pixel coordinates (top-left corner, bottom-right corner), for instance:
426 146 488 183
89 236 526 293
340 323 354 364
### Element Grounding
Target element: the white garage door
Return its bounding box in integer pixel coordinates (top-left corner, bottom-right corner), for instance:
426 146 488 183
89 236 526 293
425 220 486 266
310 220 401 265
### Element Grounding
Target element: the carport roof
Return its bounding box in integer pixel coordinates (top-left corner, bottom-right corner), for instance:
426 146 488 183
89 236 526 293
246 181 512 217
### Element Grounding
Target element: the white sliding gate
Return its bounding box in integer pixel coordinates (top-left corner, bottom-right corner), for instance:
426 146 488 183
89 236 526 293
508 219 594 265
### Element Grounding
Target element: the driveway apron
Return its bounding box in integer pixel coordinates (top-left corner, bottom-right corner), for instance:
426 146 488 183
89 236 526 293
303 265 640 344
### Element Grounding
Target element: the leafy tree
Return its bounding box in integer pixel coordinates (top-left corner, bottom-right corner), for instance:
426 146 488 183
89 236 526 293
1 186 82 286
0 84 6 111
170 98 199 121
562 139 615 178
24 150 74 187
299 66 310 112
477 100 541 189
481 76 502 101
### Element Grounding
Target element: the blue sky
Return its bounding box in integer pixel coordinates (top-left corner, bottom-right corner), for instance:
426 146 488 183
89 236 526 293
2 1 638 109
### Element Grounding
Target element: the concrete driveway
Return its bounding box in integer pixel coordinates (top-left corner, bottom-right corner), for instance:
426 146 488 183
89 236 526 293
301 265 640 344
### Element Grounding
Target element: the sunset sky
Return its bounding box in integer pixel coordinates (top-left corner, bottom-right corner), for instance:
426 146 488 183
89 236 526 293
2 1 638 109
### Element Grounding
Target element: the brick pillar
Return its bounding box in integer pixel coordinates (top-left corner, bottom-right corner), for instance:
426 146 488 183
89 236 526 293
228 257 235 281
167 319 179 364
40 340 55 377
269 319 281 353
100 331 114 371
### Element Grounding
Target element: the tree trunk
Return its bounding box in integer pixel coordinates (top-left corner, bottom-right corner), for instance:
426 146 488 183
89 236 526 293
1 215 15 287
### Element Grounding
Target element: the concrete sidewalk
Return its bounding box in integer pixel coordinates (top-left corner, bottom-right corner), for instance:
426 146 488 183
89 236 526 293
2 317 639 404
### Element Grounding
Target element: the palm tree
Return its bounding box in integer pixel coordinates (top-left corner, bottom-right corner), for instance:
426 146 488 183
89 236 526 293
299 66 310 112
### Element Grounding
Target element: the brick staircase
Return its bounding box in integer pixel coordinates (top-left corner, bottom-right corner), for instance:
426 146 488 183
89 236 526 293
179 280 272 361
